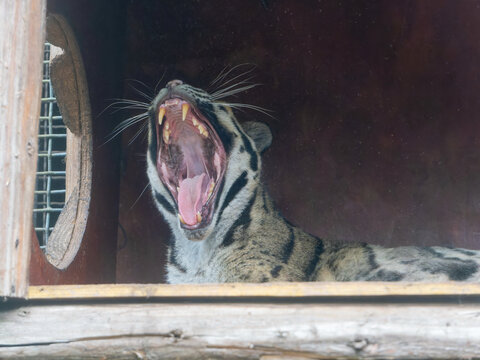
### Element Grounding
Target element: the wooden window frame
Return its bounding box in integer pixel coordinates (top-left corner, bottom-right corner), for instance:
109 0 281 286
35 14 93 270
1 2 480 359
0 0 47 298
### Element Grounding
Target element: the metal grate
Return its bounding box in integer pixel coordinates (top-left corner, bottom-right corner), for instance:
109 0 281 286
33 43 67 250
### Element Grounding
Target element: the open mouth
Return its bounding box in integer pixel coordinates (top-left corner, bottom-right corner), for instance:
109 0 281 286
156 98 226 230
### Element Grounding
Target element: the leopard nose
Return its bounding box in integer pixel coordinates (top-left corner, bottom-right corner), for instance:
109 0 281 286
167 79 183 89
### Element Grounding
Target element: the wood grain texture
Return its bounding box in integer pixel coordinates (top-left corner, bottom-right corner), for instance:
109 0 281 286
43 14 92 270
28 1 126 285
0 0 47 297
0 302 479 358
27 282 480 300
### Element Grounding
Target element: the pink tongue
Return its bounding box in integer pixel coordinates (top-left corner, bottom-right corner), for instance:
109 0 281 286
178 173 206 226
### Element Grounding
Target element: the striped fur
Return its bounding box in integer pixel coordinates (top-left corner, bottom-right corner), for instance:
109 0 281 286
146 82 480 283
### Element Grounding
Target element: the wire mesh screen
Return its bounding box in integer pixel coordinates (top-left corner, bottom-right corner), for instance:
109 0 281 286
33 43 67 250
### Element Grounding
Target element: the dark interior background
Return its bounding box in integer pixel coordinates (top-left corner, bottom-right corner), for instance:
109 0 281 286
37 0 480 284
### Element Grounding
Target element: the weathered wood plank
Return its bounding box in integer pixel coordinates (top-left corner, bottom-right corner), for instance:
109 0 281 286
43 14 93 271
0 0 46 297
27 282 480 300
0 302 479 358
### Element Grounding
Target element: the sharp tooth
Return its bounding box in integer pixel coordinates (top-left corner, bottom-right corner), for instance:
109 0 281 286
196 212 202 223
158 107 165 125
198 124 208 137
192 116 199 126
182 103 189 121
165 121 169 130
163 129 170 143
207 181 215 198
178 214 186 225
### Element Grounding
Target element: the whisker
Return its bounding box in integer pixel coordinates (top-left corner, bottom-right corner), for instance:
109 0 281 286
98 98 149 117
209 65 230 87
222 102 273 113
126 78 152 91
113 113 149 131
128 122 149 146
221 102 275 119
211 65 242 89
105 112 149 144
154 70 167 94
130 182 151 210
211 83 260 100
211 77 256 97
125 78 156 101
128 84 153 101
96 99 144 118
108 98 150 106
208 68 271 119
111 106 150 113
212 65 257 92
108 105 150 113
110 104 149 111
210 63 256 89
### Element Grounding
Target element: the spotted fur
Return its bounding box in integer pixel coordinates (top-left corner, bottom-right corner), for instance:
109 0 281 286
146 81 480 283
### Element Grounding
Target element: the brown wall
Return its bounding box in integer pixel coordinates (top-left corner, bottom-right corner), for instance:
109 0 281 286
114 0 480 282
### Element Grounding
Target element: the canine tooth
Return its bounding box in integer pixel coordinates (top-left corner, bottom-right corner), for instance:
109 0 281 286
158 107 165 125
178 214 186 225
163 129 170 143
182 103 189 121
192 117 199 126
196 212 202 223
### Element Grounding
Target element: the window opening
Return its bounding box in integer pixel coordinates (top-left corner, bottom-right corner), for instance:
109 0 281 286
33 43 67 250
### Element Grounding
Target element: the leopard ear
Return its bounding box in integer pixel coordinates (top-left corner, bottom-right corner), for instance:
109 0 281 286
241 121 272 153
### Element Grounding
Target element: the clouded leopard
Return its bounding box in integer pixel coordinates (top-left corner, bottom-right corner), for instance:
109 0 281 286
143 79 480 283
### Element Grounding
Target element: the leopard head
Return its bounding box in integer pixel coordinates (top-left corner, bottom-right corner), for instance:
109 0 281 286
146 79 272 242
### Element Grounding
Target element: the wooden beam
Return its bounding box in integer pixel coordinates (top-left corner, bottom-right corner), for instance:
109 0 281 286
28 282 480 300
0 301 479 358
0 0 46 297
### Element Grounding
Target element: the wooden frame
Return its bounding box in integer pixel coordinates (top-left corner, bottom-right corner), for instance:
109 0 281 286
26 282 480 299
41 14 93 270
0 0 47 298
1 2 480 359
0 283 479 359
